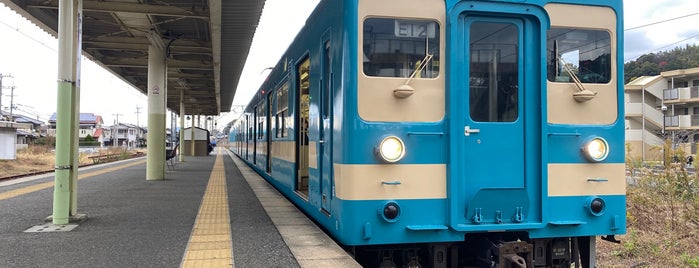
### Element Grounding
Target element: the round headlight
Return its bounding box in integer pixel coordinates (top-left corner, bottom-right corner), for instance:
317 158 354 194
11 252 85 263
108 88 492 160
590 198 605 214
586 197 606 216
383 202 400 221
583 138 609 162
377 136 405 163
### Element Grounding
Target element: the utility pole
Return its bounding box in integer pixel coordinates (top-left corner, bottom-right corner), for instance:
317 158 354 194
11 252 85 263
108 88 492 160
135 106 142 147
112 113 123 147
0 75 3 118
0 73 14 120
9 85 16 122
135 106 141 127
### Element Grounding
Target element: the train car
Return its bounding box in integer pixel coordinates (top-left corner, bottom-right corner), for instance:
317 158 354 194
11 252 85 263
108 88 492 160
228 119 244 156
230 0 625 267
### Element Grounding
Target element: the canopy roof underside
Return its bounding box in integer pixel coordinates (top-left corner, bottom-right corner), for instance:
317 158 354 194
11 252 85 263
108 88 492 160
1 0 265 115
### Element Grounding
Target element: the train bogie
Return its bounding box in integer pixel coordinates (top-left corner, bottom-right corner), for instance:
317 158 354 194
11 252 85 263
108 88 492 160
230 0 625 266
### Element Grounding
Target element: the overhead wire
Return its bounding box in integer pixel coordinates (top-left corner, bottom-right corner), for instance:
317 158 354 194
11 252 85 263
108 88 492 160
2 13 147 125
625 12 699 31
0 18 56 52
625 33 699 62
624 12 699 62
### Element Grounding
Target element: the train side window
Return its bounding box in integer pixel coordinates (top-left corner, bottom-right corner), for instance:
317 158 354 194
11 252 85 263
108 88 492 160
247 115 253 140
268 91 274 138
322 40 331 118
257 104 265 139
547 28 611 84
298 57 311 145
363 18 440 78
276 82 289 138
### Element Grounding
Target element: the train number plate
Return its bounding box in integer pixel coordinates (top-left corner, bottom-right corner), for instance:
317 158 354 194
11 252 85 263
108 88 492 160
394 20 436 38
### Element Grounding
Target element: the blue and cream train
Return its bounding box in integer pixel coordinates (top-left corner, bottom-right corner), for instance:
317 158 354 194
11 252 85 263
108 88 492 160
229 0 625 266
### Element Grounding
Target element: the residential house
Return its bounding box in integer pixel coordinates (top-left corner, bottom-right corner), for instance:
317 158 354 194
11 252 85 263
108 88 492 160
108 123 145 148
0 110 44 146
47 113 105 145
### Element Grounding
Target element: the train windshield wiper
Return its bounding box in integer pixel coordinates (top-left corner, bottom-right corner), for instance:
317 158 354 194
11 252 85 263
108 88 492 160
408 53 434 82
559 56 586 92
394 35 433 98
554 40 597 102
393 53 432 99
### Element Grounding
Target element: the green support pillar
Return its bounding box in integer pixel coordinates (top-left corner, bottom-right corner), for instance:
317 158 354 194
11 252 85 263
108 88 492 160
69 0 83 216
190 116 196 156
53 81 73 225
53 0 82 225
179 90 185 162
146 43 167 180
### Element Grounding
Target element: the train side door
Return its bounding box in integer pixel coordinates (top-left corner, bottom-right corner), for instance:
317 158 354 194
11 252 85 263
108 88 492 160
246 114 251 160
449 12 542 230
253 109 258 164
266 93 273 173
319 37 333 214
296 56 311 197
245 113 255 160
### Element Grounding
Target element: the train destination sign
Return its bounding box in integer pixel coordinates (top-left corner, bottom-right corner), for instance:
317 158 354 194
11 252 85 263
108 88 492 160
394 20 436 38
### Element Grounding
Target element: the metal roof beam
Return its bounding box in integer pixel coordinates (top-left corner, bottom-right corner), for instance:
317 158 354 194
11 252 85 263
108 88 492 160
101 57 212 70
167 72 213 79
83 46 211 58
26 1 209 19
120 71 213 80
83 36 210 48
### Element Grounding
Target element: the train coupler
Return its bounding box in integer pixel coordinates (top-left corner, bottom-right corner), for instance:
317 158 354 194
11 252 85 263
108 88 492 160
494 241 533 268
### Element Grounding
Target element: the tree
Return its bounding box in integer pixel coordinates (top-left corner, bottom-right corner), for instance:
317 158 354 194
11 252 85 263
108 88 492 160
222 121 234 136
625 44 699 83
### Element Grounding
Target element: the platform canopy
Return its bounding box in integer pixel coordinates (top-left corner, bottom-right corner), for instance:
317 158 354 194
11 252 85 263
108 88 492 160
0 0 265 115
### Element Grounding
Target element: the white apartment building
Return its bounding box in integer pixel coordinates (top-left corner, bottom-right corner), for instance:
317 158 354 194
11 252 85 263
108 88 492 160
625 67 699 161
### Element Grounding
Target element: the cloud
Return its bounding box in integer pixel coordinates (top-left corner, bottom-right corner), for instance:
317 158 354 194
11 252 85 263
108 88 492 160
232 0 320 108
5 1 699 128
219 0 320 125
623 0 699 62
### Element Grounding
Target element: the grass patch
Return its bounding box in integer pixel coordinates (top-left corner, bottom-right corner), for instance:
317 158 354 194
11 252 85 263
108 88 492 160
598 140 699 267
0 144 145 179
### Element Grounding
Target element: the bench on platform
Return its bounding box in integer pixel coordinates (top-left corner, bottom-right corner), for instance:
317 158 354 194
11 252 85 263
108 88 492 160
87 153 120 164
166 143 179 170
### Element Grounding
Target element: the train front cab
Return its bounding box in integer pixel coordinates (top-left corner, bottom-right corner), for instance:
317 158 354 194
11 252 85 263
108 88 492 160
343 0 625 267
448 1 625 266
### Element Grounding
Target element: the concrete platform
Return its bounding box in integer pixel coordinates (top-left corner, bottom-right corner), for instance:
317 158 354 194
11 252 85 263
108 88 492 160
0 148 360 268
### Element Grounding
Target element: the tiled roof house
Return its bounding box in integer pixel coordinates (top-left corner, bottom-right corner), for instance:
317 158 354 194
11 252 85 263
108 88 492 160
47 113 104 140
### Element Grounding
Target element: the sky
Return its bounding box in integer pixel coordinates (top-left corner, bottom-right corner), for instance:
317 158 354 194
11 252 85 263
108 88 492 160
0 0 697 130
623 0 699 61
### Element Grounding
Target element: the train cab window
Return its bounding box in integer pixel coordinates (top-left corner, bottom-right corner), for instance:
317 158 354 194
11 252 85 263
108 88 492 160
363 18 440 78
547 28 611 84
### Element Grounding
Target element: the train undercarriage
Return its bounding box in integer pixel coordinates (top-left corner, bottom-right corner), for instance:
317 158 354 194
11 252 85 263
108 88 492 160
351 234 599 268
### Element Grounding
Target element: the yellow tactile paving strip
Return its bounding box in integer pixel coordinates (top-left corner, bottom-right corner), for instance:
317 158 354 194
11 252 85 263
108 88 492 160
0 159 146 201
181 150 234 268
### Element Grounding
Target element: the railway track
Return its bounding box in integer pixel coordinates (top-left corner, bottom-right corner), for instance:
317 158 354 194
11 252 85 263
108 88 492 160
0 169 55 181
1 153 146 182
0 164 95 182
